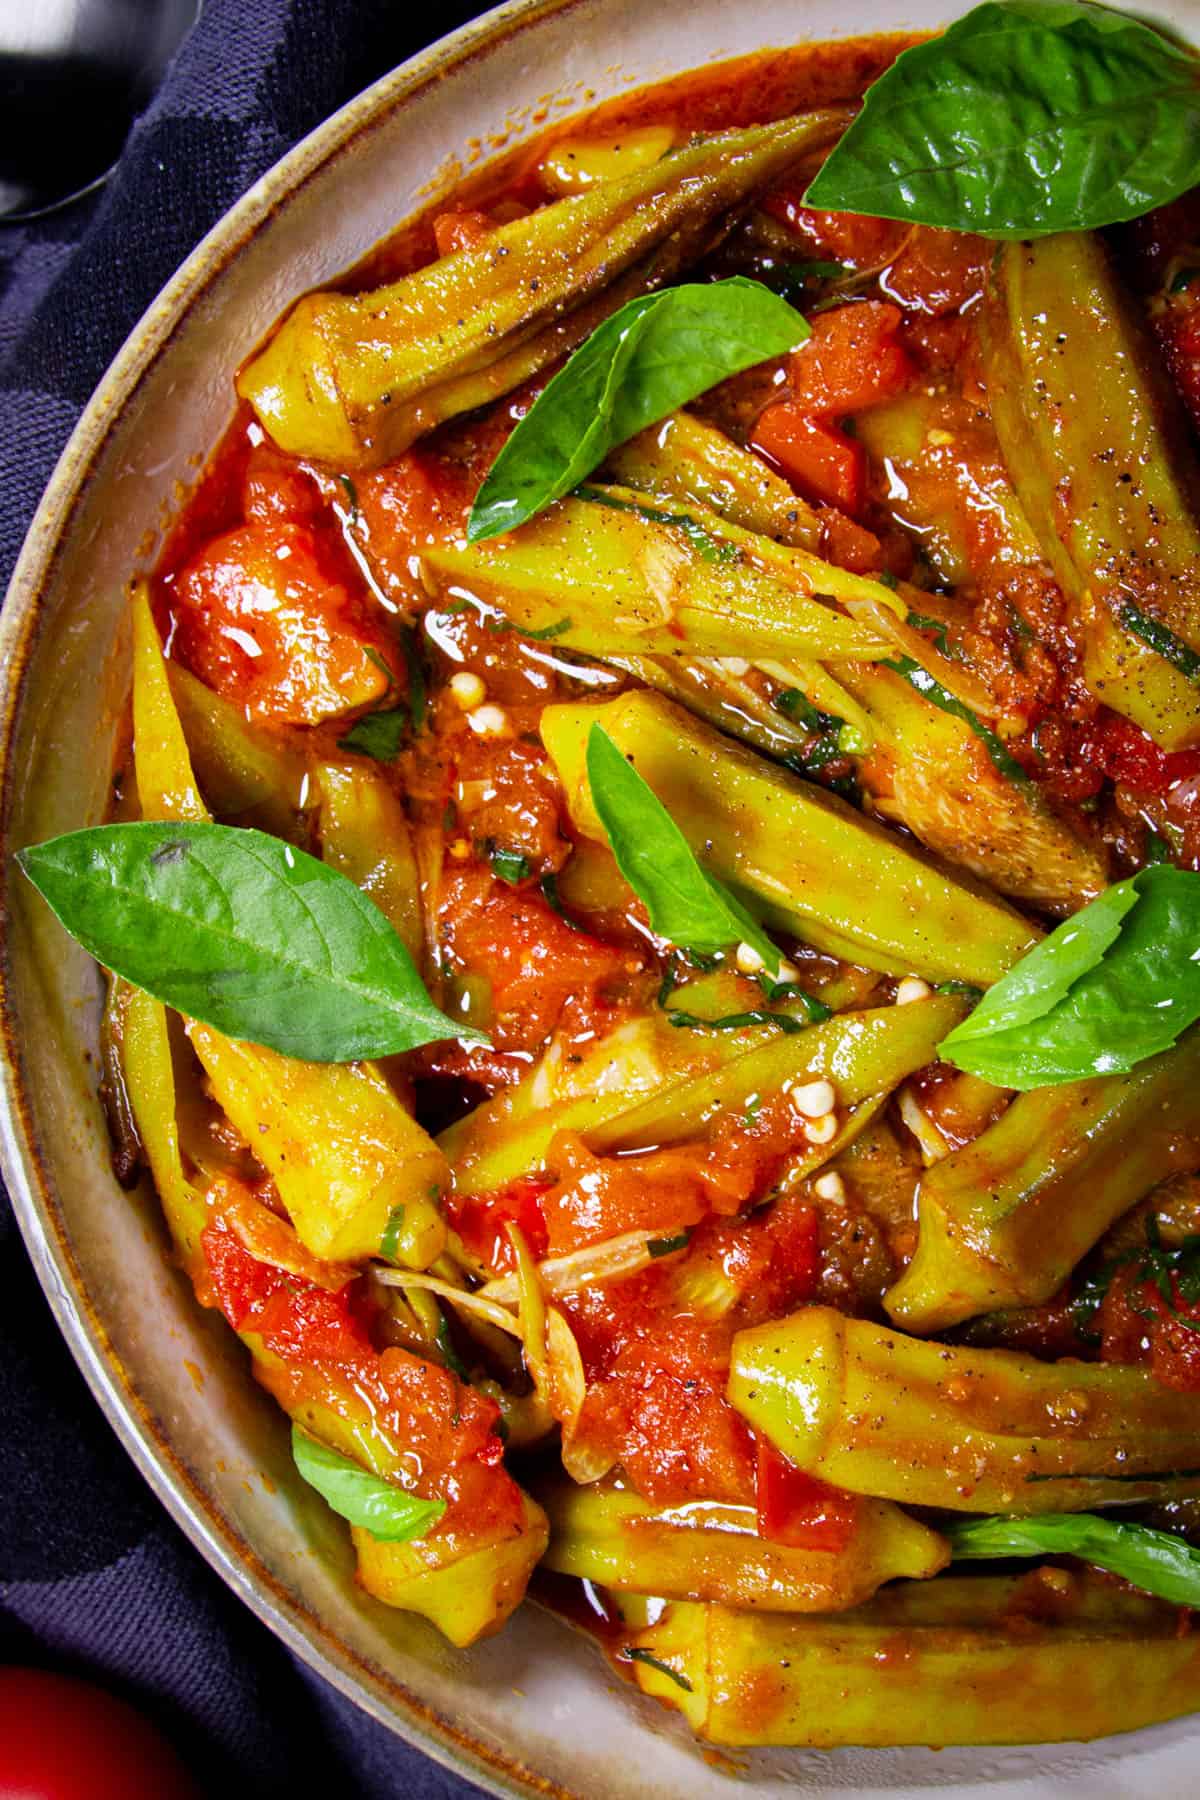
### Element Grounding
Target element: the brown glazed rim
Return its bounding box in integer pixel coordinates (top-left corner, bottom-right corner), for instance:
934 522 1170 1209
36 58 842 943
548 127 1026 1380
0 3 593 1794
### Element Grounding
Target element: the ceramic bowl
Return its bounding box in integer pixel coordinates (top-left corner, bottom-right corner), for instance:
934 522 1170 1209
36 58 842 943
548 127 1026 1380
3 1 1199 1794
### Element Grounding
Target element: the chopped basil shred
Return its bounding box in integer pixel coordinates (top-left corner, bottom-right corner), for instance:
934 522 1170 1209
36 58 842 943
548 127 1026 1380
884 657 1030 786
379 1204 407 1263
647 1231 692 1258
623 1647 694 1691
1120 601 1200 684
575 485 741 564
667 1008 806 1036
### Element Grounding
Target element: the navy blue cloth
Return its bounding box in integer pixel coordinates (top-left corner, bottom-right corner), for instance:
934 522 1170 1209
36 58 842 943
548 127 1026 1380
0 4 490 1792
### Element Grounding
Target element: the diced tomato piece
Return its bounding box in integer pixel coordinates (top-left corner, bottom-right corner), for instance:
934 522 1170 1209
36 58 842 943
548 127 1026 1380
433 208 496 256
818 505 881 572
448 1175 553 1274
241 442 323 526
881 228 989 317
754 1439 859 1551
758 193 904 270
789 301 914 416
443 870 636 1051
171 519 395 724
200 1217 375 1364
751 408 865 513
1079 711 1200 797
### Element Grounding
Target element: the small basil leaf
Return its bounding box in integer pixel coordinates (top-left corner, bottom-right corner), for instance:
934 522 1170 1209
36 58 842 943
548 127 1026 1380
468 278 808 541
18 821 478 1062
337 707 409 762
585 724 780 975
490 847 533 886
292 1427 446 1542
883 658 1030 787
623 1647 694 1691
805 1 1200 239
940 866 1200 1087
944 1511 1200 1608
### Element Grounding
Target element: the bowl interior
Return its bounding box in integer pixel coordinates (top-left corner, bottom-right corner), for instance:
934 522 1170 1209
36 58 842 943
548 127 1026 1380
3 0 1200 1794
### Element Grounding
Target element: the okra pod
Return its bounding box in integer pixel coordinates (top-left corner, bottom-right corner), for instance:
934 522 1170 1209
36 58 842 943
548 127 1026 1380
238 112 846 466
421 488 889 664
537 1476 947 1611
729 1307 1200 1512
350 1491 549 1647
188 1024 448 1266
166 662 310 840
315 759 423 962
624 1575 1200 1745
982 233 1200 749
542 690 1040 983
887 1027 1200 1333
604 410 821 550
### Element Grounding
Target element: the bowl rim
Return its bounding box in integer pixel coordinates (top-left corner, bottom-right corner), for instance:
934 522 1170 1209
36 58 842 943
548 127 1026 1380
0 3 592 1794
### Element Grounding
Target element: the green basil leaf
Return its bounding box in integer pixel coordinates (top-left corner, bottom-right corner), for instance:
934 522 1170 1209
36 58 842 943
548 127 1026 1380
467 278 808 541
18 820 477 1062
805 1 1200 238
586 724 781 975
292 1427 446 1542
647 1230 692 1258
945 1511 1200 1608
490 847 533 886
337 707 409 762
940 866 1200 1087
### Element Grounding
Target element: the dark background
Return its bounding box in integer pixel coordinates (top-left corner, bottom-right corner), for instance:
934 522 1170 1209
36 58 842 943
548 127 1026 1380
0 3 499 1792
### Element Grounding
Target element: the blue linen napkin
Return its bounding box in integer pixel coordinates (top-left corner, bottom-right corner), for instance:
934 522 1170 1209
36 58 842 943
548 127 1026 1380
0 3 492 1792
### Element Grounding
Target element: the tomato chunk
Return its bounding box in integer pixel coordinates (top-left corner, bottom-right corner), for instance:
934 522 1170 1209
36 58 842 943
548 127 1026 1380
752 409 865 513
172 519 394 724
789 301 913 416
755 1439 860 1551
1079 712 1200 797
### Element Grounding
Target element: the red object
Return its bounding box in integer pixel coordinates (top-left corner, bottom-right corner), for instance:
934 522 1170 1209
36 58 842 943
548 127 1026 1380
754 1440 859 1551
788 302 913 416
757 194 903 270
0 1667 200 1800
432 208 495 256
751 409 865 513
171 519 395 725
750 303 913 515
1079 712 1200 797
201 1218 375 1365
449 1175 553 1273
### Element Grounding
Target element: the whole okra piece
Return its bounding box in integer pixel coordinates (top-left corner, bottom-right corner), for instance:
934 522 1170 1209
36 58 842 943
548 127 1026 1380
729 1307 1200 1513
982 232 1200 749
887 1026 1200 1333
238 112 847 467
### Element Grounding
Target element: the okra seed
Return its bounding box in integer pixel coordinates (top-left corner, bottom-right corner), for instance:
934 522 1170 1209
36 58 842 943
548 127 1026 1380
735 941 766 974
451 670 487 709
805 1114 839 1144
813 1170 845 1201
896 976 933 1005
467 702 512 737
792 1078 837 1118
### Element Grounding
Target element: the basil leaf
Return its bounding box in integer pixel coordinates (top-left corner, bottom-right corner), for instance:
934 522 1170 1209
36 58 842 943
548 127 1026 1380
468 278 808 541
292 1427 446 1542
490 847 532 886
19 820 476 1062
337 707 408 762
945 1511 1200 1608
647 1231 692 1258
586 724 781 975
940 866 1200 1087
1120 600 1200 684
805 1 1200 238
